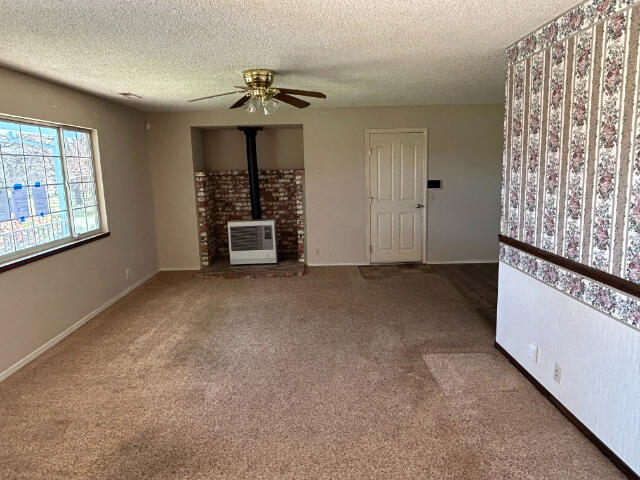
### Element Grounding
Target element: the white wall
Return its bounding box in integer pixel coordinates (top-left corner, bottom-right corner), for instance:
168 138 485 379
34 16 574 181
147 104 503 269
0 67 158 377
191 127 205 171
497 263 640 474
202 126 304 171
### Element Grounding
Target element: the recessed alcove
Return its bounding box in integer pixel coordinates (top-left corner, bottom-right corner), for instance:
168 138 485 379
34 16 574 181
191 125 305 266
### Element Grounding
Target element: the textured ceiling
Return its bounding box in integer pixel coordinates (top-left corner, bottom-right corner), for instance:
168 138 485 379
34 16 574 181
0 0 579 111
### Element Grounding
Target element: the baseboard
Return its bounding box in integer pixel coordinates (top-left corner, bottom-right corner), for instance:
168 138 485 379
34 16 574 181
427 259 498 264
163 264 364 269
0 269 158 383
494 341 639 480
306 260 499 266
158 267 200 271
306 262 365 266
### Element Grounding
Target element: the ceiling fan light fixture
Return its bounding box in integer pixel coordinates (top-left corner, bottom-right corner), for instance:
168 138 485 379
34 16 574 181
243 95 259 113
262 96 279 115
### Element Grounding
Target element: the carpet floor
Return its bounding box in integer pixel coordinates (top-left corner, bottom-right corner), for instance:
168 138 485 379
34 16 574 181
0 266 624 479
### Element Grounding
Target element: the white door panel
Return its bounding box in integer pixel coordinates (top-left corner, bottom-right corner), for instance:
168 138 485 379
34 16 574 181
369 132 425 264
400 213 415 250
377 213 393 250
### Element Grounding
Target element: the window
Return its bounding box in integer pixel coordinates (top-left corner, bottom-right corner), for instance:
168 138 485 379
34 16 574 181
0 117 104 265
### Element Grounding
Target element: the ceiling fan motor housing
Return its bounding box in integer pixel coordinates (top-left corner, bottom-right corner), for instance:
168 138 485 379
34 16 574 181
243 69 275 91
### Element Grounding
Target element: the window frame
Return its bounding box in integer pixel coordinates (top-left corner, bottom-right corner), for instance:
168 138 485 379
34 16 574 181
0 115 107 268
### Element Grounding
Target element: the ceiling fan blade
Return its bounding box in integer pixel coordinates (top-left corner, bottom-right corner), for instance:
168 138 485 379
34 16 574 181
188 91 242 102
276 88 326 99
273 92 310 108
230 94 252 109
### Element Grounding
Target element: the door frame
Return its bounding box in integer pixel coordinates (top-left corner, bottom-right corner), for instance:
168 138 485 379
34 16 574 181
364 128 428 265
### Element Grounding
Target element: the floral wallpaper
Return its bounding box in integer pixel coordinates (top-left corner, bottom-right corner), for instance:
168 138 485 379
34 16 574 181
506 0 638 64
542 41 569 252
502 0 640 327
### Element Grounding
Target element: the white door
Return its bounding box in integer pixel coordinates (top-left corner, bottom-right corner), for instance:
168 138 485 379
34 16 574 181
368 132 425 263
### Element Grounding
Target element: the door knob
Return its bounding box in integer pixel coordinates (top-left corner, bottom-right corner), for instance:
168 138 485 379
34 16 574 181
416 203 424 208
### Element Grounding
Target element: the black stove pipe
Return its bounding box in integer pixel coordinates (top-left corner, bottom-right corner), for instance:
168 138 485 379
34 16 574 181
238 127 263 220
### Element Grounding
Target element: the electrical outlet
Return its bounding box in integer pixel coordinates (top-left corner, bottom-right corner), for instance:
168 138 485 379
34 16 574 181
528 343 538 363
125 268 130 280
553 362 562 383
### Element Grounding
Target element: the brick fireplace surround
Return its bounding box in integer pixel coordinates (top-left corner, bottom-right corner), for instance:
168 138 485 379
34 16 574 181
195 169 304 266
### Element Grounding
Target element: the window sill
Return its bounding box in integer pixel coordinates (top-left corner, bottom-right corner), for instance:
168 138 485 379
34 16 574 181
0 232 110 274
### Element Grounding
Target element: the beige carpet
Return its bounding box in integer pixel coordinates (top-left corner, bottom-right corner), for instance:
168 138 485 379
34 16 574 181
0 267 624 479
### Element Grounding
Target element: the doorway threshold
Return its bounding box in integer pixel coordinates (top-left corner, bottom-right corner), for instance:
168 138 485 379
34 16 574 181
358 264 435 279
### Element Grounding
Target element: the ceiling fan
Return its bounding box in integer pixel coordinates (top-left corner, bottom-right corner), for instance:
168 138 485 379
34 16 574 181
188 69 326 114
